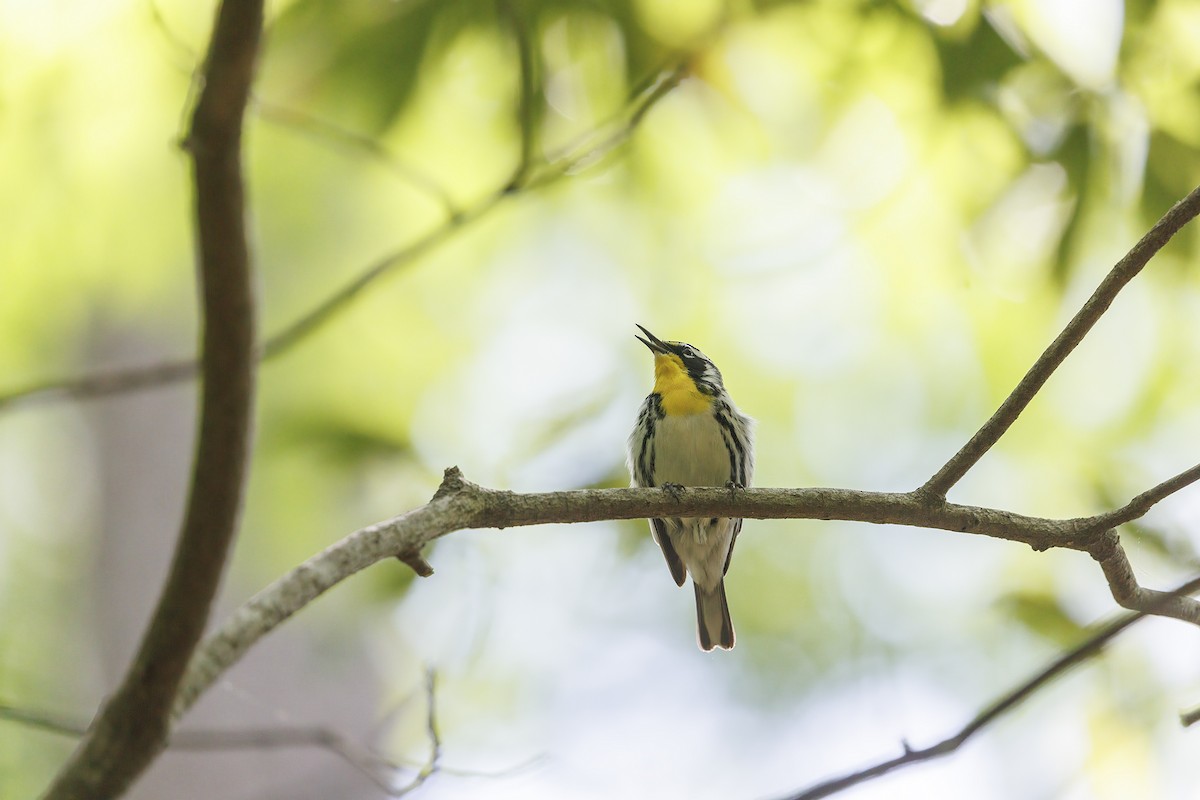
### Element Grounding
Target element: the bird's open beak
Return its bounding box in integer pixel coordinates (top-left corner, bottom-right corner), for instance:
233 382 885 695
635 324 670 354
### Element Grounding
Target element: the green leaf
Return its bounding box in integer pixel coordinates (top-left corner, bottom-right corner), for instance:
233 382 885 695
935 13 1024 103
998 591 1088 646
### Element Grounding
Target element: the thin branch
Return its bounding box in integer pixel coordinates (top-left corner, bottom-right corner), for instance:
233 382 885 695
0 359 200 409
5 672 529 794
497 0 539 188
918 184 1200 501
0 58 690 414
254 99 460 216
172 724 407 794
150 0 460 215
525 59 689 189
0 703 84 738
41 1 263 798
171 467 1200 723
258 193 505 360
1057 461 1200 625
1090 462 1200 530
388 669 442 797
1181 705 1200 728
776 574 1200 800
260 54 674 353
148 0 198 63
0 702 353 758
1 701 348 754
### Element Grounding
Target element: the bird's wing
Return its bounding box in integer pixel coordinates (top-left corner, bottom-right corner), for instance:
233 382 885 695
722 518 742 577
652 518 687 587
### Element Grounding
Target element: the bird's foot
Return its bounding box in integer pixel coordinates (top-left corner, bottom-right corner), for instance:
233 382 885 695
661 482 686 501
725 479 744 497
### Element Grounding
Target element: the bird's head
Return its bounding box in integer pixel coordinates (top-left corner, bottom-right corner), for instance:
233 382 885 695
635 324 724 411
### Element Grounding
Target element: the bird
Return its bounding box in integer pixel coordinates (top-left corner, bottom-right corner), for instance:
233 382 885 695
627 324 754 650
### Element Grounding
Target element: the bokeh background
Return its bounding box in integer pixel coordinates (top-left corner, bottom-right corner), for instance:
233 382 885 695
4 0 1200 797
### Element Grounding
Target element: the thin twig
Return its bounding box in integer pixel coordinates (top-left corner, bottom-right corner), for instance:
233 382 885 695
918 184 1200 501
254 99 460 216
526 59 689 189
148 0 197 62
497 0 539 188
0 359 200 409
4 672 530 794
0 58 690 414
776 574 1200 800
150 0 460 214
1089 462 1200 531
259 194 505 360
389 669 442 797
0 703 85 738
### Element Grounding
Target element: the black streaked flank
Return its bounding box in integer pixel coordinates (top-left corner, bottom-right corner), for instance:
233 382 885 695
635 394 663 487
713 401 747 486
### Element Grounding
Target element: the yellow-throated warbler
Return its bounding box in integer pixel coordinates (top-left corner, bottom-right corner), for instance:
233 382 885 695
627 324 755 650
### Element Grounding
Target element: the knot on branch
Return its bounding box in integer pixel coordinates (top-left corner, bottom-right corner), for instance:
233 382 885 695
429 466 491 524
909 487 947 507
1054 517 1107 550
1087 528 1121 561
397 550 435 578
395 467 493 576
432 466 468 501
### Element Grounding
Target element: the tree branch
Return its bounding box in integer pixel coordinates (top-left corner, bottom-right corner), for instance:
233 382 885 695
389 669 442 798
40 1 262 797
3 702 372 770
1088 533 1200 624
0 703 83 739
255 99 459 216
918 184 1200 501
497 0 539 189
1089 462 1200 530
775 574 1200 800
0 58 690 414
525 58 689 189
150 1 460 216
168 466 1200 724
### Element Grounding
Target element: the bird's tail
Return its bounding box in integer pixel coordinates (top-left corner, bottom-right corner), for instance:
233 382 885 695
694 580 734 651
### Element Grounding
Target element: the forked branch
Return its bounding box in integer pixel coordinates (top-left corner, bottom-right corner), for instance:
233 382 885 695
919 185 1200 501
171 465 1200 723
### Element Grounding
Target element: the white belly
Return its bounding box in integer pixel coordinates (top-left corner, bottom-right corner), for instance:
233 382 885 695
652 411 738 592
652 412 732 487
665 516 737 591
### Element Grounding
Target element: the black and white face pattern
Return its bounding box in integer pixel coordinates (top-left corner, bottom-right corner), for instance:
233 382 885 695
667 341 724 396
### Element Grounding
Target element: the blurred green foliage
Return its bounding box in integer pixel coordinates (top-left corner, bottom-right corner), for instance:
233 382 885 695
4 1 1200 797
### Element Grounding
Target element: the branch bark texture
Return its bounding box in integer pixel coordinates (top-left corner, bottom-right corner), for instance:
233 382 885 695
7 4 1198 795
41 2 263 797
173 464 1200 721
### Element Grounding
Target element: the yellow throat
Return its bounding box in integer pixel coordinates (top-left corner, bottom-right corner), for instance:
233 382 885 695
653 352 712 416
